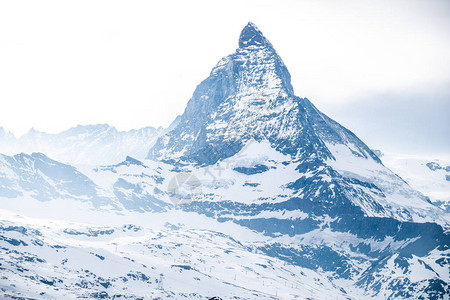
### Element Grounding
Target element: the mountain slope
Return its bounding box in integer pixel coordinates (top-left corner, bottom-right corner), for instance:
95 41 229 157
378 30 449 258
0 152 109 206
0 152 173 213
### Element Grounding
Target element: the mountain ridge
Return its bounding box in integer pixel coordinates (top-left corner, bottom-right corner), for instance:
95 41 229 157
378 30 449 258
0 124 165 165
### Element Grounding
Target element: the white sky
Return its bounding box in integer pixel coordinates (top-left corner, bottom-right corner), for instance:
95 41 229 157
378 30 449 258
0 0 449 153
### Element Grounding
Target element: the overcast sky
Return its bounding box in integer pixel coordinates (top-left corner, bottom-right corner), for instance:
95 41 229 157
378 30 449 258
0 0 449 155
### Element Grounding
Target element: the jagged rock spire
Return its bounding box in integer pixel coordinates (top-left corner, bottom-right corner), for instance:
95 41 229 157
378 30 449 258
148 22 378 166
239 22 273 49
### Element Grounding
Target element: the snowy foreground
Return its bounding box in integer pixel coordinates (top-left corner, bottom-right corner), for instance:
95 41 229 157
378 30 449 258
0 206 351 299
1 199 447 300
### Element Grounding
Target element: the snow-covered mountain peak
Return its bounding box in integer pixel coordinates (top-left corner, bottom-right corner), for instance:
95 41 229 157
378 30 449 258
0 127 15 139
63 123 116 134
238 22 273 49
148 23 297 164
25 127 41 137
148 23 375 166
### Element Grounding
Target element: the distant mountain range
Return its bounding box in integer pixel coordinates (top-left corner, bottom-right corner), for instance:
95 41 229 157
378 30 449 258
0 124 164 165
381 153 450 211
0 22 448 299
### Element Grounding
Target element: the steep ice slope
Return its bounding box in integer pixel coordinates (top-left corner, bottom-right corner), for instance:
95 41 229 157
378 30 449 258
0 124 164 165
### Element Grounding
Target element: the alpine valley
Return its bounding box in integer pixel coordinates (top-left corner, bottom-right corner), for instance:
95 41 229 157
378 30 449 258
0 23 449 299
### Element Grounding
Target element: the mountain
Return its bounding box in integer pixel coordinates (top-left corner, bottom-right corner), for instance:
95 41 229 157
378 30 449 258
0 124 164 165
0 152 173 213
1 22 449 299
144 22 449 297
0 152 110 206
148 22 446 226
148 23 379 166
